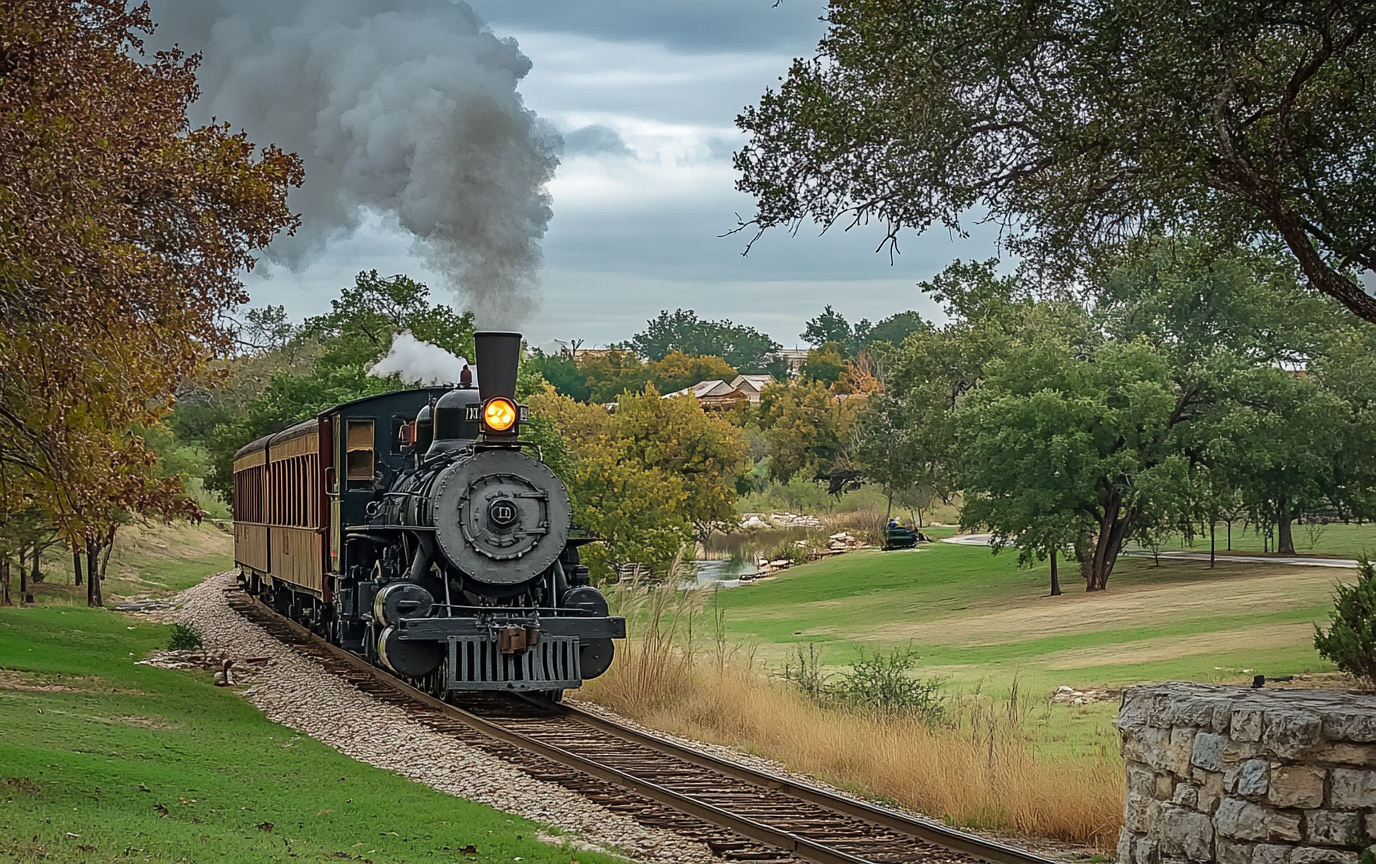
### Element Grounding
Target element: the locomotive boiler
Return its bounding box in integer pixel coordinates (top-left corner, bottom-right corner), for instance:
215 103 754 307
231 331 624 700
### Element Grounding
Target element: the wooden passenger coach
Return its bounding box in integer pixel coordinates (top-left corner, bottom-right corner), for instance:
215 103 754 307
232 389 449 609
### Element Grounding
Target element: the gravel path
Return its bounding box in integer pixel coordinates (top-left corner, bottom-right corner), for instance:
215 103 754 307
175 572 716 864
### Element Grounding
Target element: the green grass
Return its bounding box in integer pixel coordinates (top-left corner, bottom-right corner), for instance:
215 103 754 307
1138 521 1376 559
0 606 615 864
708 541 1343 696
29 522 234 607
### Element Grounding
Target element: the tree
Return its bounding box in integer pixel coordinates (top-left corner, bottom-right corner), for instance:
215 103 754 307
0 0 301 603
799 343 848 387
612 386 749 538
1314 557 1376 686
649 352 738 396
627 309 784 375
529 349 592 402
958 340 1195 591
756 380 864 485
802 306 855 353
1209 367 1349 555
203 273 475 501
736 0 1376 324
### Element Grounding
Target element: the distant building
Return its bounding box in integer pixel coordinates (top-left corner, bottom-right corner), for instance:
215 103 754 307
729 374 775 405
662 379 749 411
776 348 809 376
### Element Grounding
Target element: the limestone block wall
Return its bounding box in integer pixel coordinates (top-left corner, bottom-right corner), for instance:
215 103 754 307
1117 683 1376 864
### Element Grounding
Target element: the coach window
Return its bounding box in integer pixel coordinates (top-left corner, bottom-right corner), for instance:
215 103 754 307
346 420 375 487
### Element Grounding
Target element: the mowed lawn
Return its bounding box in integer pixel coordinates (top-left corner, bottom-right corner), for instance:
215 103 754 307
0 605 617 864
711 541 1349 696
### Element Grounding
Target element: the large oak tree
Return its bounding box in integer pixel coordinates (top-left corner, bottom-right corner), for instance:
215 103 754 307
736 0 1376 323
0 1 301 602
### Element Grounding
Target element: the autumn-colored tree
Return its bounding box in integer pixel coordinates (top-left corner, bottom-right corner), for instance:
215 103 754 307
0 1 301 604
649 351 738 395
613 386 749 538
756 380 865 485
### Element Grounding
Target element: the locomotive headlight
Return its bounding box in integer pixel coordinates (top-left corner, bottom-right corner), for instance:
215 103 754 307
483 397 518 433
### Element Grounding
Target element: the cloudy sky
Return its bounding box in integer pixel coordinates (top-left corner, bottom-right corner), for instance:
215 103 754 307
164 0 1002 349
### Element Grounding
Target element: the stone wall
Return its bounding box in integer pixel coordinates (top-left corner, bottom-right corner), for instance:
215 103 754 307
1117 683 1376 864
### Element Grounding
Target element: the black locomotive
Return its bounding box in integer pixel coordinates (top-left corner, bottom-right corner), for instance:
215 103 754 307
231 331 624 701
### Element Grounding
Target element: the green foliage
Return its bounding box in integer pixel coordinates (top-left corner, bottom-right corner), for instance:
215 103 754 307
202 271 477 502
166 622 203 651
799 342 847 386
802 305 855 353
802 306 927 357
626 308 784 375
1314 558 1376 686
781 642 946 724
529 349 591 401
755 379 862 483
835 646 945 724
958 338 1193 590
735 0 1376 323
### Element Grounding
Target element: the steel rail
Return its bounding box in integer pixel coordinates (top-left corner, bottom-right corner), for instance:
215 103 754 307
555 705 1054 864
228 590 1057 864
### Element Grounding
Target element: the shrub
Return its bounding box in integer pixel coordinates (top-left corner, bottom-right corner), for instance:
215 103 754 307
167 622 203 651
835 645 945 724
1314 557 1376 686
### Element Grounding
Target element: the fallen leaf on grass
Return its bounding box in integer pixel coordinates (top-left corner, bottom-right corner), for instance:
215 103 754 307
317 809 333 815
64 832 80 838
138 783 150 793
154 803 169 816
77 845 95 852
458 846 477 856
256 821 274 833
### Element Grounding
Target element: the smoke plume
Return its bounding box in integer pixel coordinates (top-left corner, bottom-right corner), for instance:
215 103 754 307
149 0 559 326
369 332 475 387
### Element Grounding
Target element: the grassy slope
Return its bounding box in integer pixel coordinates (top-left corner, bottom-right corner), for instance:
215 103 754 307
705 541 1348 758
0 605 614 864
30 522 234 607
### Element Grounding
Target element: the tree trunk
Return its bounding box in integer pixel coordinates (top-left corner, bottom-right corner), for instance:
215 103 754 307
1276 501 1296 556
1088 493 1132 591
1210 522 1216 569
885 488 893 521
30 547 41 584
1049 549 1062 596
1 558 10 606
1226 520 1232 551
18 545 28 601
99 525 116 581
85 537 103 608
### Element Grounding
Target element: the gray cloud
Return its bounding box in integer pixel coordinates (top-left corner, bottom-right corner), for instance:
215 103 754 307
467 0 828 52
149 0 559 327
562 124 634 158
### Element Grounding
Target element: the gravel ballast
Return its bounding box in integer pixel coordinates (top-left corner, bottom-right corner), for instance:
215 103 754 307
174 572 716 864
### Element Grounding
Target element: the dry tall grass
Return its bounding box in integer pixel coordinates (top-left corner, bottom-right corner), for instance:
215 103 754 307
581 577 1124 848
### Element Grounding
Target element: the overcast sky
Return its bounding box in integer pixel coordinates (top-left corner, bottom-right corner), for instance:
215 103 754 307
178 0 1003 349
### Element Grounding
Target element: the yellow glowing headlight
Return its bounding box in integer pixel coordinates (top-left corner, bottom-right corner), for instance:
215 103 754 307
483 397 518 432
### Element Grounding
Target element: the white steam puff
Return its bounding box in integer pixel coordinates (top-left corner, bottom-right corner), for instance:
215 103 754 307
368 332 475 387
151 0 559 326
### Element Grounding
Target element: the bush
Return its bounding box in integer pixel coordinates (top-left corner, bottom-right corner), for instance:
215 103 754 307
835 645 945 724
1314 557 1376 686
167 622 203 651
781 642 945 725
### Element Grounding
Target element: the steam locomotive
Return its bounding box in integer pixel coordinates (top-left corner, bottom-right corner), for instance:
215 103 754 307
231 331 624 701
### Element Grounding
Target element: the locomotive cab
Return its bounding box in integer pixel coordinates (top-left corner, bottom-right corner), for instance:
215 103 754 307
233 330 624 701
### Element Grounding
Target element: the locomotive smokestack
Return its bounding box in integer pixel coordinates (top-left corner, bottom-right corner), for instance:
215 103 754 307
474 332 522 402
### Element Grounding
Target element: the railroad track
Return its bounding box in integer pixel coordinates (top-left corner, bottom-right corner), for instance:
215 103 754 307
225 587 1057 864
